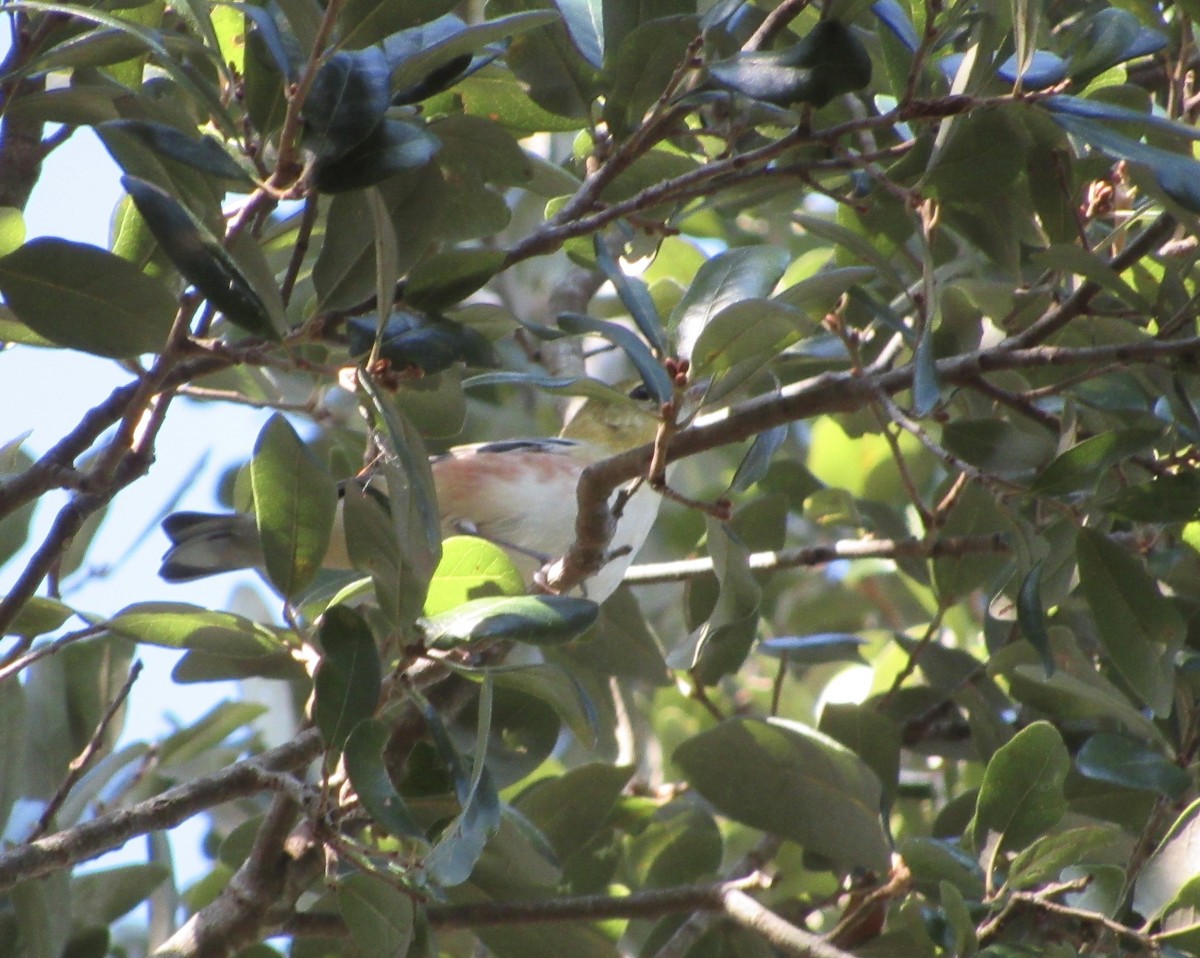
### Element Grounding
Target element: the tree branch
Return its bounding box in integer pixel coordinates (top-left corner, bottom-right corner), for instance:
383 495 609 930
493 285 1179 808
623 533 1011 584
543 335 1200 594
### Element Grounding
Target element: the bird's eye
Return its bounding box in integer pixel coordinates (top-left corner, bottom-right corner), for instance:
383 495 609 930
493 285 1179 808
627 382 652 402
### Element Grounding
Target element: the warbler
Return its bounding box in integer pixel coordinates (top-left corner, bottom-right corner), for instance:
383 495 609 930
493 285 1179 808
159 388 665 603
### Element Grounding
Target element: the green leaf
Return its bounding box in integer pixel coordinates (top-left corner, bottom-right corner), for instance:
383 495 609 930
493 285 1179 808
707 20 872 107
689 298 803 380
818 703 901 811
424 536 525 616
1076 733 1190 798
674 717 890 871
1007 824 1123 890
515 763 633 859
338 872 415 958
423 595 600 650
1017 561 1054 677
108 601 287 656
423 675 502 886
484 662 599 747
0 237 176 357
604 15 699 133
926 108 1029 202
387 10 562 96
7 597 72 639
969 721 1069 859
1076 527 1182 716
594 234 667 355
121 175 276 338
1031 243 1151 313
344 719 426 839
669 517 761 684
557 312 674 403
670 246 791 361
250 414 338 599
0 207 25 256
405 248 507 312
97 119 251 183
311 118 441 193
1031 428 1160 496
302 47 391 161
313 605 381 751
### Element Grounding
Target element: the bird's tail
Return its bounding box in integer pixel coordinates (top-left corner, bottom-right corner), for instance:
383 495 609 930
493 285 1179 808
159 511 262 581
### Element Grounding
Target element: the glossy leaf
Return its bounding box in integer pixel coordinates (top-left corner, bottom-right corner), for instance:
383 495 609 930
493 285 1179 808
250 414 338 599
302 47 391 161
1076 527 1182 717
97 120 251 183
423 595 600 650
675 717 890 871
707 20 872 107
406 248 507 312
670 246 791 361
121 176 276 338
424 536 525 617
313 605 381 751
312 118 441 193
108 602 287 656
0 237 176 357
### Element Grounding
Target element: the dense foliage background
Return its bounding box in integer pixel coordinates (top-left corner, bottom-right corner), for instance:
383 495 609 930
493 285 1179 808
3 0 1200 953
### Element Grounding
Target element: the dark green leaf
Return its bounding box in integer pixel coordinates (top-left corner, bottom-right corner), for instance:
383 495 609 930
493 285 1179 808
707 20 872 106
557 312 675 403
406 248 506 312
313 605 381 751
1017 561 1054 677
302 47 390 161
423 595 600 650
121 175 276 337
674 717 890 871
1076 733 1190 798
484 662 599 747
1103 473 1200 522
730 424 788 494
604 15 699 132
250 414 338 599
1077 527 1182 717
312 118 441 193
344 719 426 839
594 235 667 355
97 120 251 183
0 238 176 357
386 10 561 96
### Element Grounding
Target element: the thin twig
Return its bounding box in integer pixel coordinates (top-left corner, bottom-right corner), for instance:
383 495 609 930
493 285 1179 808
30 660 144 840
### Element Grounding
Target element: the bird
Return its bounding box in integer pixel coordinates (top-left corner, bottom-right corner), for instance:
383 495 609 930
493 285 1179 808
158 386 667 604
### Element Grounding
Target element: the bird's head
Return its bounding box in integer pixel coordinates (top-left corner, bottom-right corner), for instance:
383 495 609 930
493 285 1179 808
558 382 664 455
